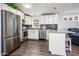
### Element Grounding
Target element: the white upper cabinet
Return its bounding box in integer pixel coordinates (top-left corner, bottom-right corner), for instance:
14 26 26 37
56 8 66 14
24 16 32 25
53 15 58 24
22 13 25 20
48 15 58 24
39 16 45 24
1 4 23 17
2 4 10 11
40 15 58 25
48 15 53 24
44 15 49 24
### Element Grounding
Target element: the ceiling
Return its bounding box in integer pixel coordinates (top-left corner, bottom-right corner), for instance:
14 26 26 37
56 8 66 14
16 3 79 16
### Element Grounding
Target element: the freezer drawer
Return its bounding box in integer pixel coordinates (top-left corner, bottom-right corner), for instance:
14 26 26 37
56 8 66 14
13 36 21 49
2 36 21 55
2 37 14 55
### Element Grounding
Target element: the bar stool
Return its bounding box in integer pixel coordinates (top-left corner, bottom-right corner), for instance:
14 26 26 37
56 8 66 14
65 34 72 52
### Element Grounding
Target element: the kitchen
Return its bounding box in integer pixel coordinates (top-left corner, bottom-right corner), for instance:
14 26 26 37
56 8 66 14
0 3 79 56
22 14 58 40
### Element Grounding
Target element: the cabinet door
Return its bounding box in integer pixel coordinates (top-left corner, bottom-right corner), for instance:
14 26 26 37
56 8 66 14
33 30 39 39
24 16 28 25
40 16 45 24
46 30 49 40
9 7 16 14
28 30 34 39
48 15 53 24
53 15 58 24
49 33 66 55
2 4 10 11
29 16 32 25
25 16 32 25
44 15 49 24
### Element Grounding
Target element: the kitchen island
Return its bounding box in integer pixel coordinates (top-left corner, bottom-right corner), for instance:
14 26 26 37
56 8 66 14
48 30 75 56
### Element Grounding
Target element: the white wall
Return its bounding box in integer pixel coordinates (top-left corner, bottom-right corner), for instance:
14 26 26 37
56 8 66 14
57 11 79 31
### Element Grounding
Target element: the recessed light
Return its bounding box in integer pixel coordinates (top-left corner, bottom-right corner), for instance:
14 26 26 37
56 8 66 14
24 4 31 8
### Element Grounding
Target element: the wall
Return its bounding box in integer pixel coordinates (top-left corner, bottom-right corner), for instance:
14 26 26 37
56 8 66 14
57 11 79 31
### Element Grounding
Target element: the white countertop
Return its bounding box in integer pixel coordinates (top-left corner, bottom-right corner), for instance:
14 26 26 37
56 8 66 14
23 29 75 33
48 30 75 33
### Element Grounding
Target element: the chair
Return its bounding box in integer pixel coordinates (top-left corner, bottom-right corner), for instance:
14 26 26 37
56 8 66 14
65 34 72 52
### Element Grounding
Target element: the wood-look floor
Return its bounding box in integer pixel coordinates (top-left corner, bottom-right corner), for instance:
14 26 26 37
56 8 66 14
9 40 79 56
66 44 79 56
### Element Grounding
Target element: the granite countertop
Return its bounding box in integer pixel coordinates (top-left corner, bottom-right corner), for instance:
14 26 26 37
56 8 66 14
22 30 28 32
48 30 75 33
28 28 40 30
23 29 75 33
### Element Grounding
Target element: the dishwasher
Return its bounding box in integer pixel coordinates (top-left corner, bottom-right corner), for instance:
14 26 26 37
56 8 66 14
39 29 46 40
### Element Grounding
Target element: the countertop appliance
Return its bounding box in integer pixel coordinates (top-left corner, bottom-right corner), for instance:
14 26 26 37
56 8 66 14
1 10 21 55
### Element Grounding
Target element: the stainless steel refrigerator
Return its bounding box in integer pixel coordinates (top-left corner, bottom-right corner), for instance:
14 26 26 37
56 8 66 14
1 10 21 55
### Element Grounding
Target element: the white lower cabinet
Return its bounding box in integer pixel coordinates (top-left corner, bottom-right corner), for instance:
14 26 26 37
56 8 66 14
28 29 39 40
33 30 39 39
49 33 66 56
46 30 49 40
28 30 34 39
